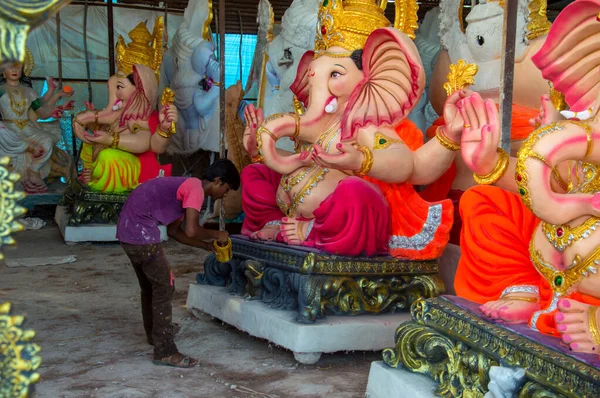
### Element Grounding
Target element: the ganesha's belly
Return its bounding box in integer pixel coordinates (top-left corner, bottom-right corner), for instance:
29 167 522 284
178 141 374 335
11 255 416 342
276 167 347 219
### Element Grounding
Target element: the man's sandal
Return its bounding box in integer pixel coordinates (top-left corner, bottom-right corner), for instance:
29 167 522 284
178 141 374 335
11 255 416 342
152 352 198 368
147 323 181 346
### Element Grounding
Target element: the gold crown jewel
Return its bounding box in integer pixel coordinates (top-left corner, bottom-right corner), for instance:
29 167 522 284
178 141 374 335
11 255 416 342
314 0 418 55
115 16 164 81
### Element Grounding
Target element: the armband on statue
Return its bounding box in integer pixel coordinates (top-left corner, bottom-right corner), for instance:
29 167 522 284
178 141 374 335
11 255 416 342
473 148 509 185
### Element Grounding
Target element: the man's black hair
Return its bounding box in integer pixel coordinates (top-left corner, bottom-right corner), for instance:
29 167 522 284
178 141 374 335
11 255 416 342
202 159 240 191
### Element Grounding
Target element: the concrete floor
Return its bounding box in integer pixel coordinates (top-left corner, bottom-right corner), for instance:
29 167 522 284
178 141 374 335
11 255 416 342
1 223 380 398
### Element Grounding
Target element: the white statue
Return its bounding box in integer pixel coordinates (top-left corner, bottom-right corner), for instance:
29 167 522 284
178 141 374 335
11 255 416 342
431 0 551 113
484 366 526 398
166 0 221 155
407 7 442 133
263 0 319 116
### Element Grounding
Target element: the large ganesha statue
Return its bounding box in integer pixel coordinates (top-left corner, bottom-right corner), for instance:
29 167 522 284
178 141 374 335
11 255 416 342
73 17 175 194
456 0 600 355
421 0 552 245
165 0 221 155
240 0 469 259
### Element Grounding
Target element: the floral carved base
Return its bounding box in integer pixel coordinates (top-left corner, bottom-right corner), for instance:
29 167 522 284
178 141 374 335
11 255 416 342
197 235 444 323
60 179 128 226
0 302 41 398
382 296 600 398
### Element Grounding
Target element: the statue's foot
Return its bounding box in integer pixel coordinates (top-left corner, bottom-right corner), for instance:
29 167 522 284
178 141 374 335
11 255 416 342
479 294 540 323
556 299 600 354
22 180 48 194
250 225 279 241
280 217 310 245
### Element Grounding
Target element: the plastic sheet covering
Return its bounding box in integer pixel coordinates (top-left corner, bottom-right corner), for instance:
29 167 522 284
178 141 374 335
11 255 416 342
26 4 183 111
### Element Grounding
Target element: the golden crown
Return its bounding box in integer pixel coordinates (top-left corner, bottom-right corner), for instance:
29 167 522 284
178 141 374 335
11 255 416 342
115 16 164 81
314 0 418 55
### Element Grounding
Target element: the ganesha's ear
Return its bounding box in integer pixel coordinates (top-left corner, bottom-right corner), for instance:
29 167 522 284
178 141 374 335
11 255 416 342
290 50 315 107
341 28 425 140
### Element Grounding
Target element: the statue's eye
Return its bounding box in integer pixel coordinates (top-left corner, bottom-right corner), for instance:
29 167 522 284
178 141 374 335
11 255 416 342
331 71 341 78
476 35 485 46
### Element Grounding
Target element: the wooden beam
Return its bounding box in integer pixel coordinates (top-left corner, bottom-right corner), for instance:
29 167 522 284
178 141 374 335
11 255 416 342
218 0 226 231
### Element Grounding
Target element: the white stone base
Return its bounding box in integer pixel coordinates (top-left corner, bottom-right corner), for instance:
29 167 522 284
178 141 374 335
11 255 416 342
55 205 167 243
186 284 410 364
365 361 437 398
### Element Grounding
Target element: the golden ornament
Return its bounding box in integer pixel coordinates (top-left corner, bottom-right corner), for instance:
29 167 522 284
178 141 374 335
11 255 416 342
443 59 478 97
115 16 164 81
314 0 419 55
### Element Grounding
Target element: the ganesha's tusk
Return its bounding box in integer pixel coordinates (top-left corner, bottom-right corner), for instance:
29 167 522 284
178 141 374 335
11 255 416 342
325 97 338 114
560 108 594 120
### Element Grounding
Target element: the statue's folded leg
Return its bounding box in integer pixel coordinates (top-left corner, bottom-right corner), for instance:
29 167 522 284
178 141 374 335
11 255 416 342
303 177 390 257
455 186 542 304
241 164 285 238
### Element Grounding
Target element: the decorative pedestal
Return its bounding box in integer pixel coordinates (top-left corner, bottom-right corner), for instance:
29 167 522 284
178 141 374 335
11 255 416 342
55 179 166 243
196 235 444 323
187 284 410 364
59 179 127 225
381 296 600 397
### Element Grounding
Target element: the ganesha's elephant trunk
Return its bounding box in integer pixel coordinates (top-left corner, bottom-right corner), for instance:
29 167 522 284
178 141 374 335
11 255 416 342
258 101 330 175
519 123 600 225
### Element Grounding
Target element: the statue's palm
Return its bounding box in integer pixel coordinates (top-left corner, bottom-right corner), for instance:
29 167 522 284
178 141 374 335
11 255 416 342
459 94 501 175
243 104 264 156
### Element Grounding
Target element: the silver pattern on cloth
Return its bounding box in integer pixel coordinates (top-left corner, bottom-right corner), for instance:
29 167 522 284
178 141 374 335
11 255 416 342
388 204 442 250
265 220 282 227
306 219 315 238
529 293 560 332
501 285 540 298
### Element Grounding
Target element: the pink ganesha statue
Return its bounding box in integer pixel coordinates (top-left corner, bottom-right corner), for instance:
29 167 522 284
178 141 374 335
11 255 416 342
456 0 600 355
240 0 469 259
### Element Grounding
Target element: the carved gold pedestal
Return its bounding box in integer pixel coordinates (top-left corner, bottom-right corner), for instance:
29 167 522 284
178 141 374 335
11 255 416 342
197 236 444 323
383 296 600 397
59 179 128 225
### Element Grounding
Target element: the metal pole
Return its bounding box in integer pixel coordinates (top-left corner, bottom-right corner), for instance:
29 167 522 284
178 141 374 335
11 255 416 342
107 0 116 76
499 0 518 152
56 12 63 86
83 0 93 103
219 0 226 232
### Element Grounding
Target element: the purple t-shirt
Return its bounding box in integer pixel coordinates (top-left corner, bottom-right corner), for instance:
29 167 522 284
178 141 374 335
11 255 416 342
116 177 204 245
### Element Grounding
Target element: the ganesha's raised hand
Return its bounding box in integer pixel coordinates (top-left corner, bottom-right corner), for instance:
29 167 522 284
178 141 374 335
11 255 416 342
159 104 178 131
459 93 501 176
312 142 362 172
442 90 471 142
243 104 264 157
530 94 562 127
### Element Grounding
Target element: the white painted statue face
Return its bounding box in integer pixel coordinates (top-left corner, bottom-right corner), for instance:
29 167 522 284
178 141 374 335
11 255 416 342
2 64 23 84
465 13 504 64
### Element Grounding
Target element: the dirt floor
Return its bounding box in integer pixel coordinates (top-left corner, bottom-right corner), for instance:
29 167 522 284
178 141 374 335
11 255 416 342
1 219 380 398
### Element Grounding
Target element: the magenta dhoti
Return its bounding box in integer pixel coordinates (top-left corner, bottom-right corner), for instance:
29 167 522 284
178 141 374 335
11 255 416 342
240 163 390 257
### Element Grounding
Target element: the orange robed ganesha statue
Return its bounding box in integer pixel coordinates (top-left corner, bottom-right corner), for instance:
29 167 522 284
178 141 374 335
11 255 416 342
240 0 468 259
456 0 600 355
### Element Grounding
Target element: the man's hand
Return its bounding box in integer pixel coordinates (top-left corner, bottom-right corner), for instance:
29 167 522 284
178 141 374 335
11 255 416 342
215 230 229 244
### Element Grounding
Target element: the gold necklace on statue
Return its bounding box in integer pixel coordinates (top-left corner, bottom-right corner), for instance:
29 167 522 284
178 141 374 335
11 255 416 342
8 89 26 117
